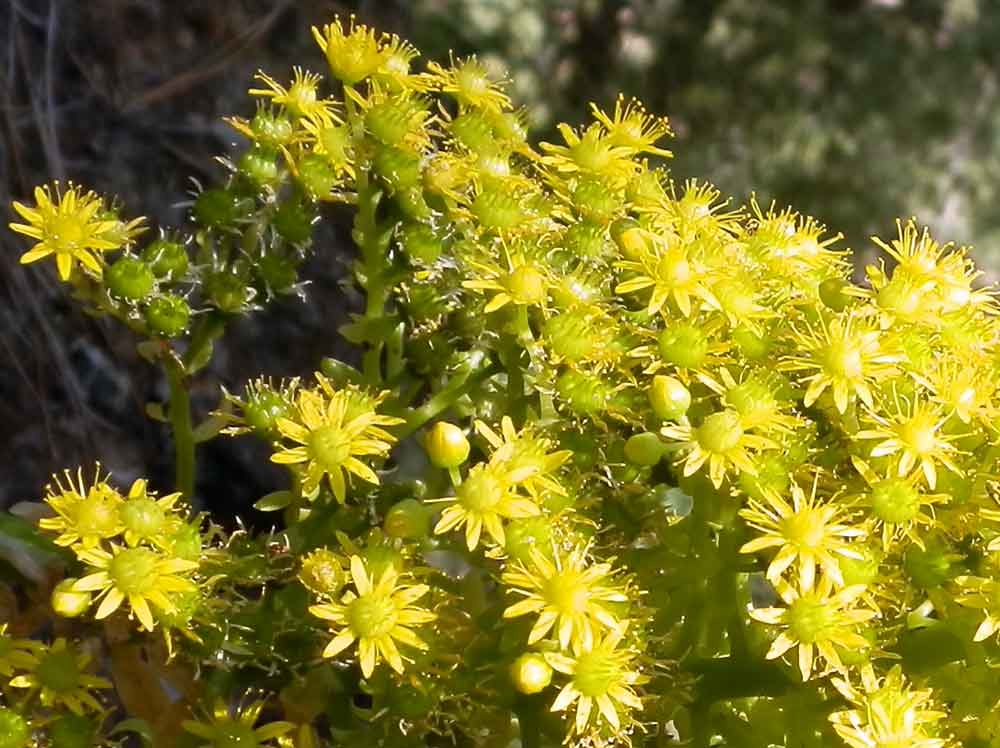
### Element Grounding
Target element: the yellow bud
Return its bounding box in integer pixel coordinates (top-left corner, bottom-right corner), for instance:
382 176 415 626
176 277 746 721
510 653 553 694
425 422 471 468
51 578 91 618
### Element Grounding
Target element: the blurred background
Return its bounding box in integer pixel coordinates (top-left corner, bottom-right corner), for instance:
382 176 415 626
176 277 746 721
2 0 999 511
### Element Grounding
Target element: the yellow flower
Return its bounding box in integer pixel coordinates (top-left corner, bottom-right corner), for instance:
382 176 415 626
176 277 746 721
249 67 339 123
271 374 403 502
10 183 141 280
922 355 995 425
117 478 185 548
545 624 643 736
309 555 435 678
502 546 628 651
661 408 777 489
781 313 900 414
540 123 638 185
854 392 962 489
427 56 511 112
700 367 800 436
311 16 386 86
740 478 865 589
0 624 41 677
954 574 1000 641
615 233 718 318
9 638 111 714
590 95 673 158
475 416 571 499
38 467 124 550
73 545 199 631
463 252 550 312
851 457 948 551
183 699 295 748
829 665 950 748
745 198 847 279
749 575 877 681
432 463 541 550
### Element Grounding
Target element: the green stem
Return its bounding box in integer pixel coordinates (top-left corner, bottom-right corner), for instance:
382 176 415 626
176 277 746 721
164 357 196 500
400 362 500 437
516 702 541 748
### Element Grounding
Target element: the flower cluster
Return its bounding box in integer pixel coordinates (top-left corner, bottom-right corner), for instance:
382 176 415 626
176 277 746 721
39 468 201 634
10 12 1000 748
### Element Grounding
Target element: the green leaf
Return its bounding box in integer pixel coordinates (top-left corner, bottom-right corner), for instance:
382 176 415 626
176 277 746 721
0 511 72 583
254 491 294 512
192 413 229 443
145 402 167 422
110 718 155 746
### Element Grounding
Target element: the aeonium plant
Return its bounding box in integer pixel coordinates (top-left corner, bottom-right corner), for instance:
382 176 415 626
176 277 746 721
4 13 1000 748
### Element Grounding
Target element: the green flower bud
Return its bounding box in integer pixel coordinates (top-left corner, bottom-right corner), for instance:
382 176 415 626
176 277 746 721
141 238 188 279
573 178 620 222
399 223 443 264
144 294 191 337
905 543 957 589
563 221 609 261
274 199 316 244
471 188 524 231
556 370 610 415
105 256 155 300
194 188 248 227
425 422 470 468
0 708 29 748
450 112 496 154
504 516 553 563
366 99 423 146
384 499 432 539
251 109 295 147
296 153 339 200
374 146 422 192
732 326 771 361
611 218 647 259
394 186 432 221
257 254 298 293
624 432 666 466
205 272 249 313
238 147 280 186
649 375 691 420
658 323 709 369
818 277 851 311
48 714 94 748
51 578 91 618
510 653 552 694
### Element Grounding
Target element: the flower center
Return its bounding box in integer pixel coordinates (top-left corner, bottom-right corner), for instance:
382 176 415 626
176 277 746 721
697 410 744 454
75 495 120 538
656 255 690 286
507 266 547 305
781 509 826 549
786 595 834 644
348 594 398 639
35 650 81 694
824 341 863 380
898 415 938 456
544 571 589 614
120 498 166 540
50 214 85 251
457 470 505 513
309 426 351 471
217 723 260 748
573 650 622 698
870 479 921 524
107 548 159 596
